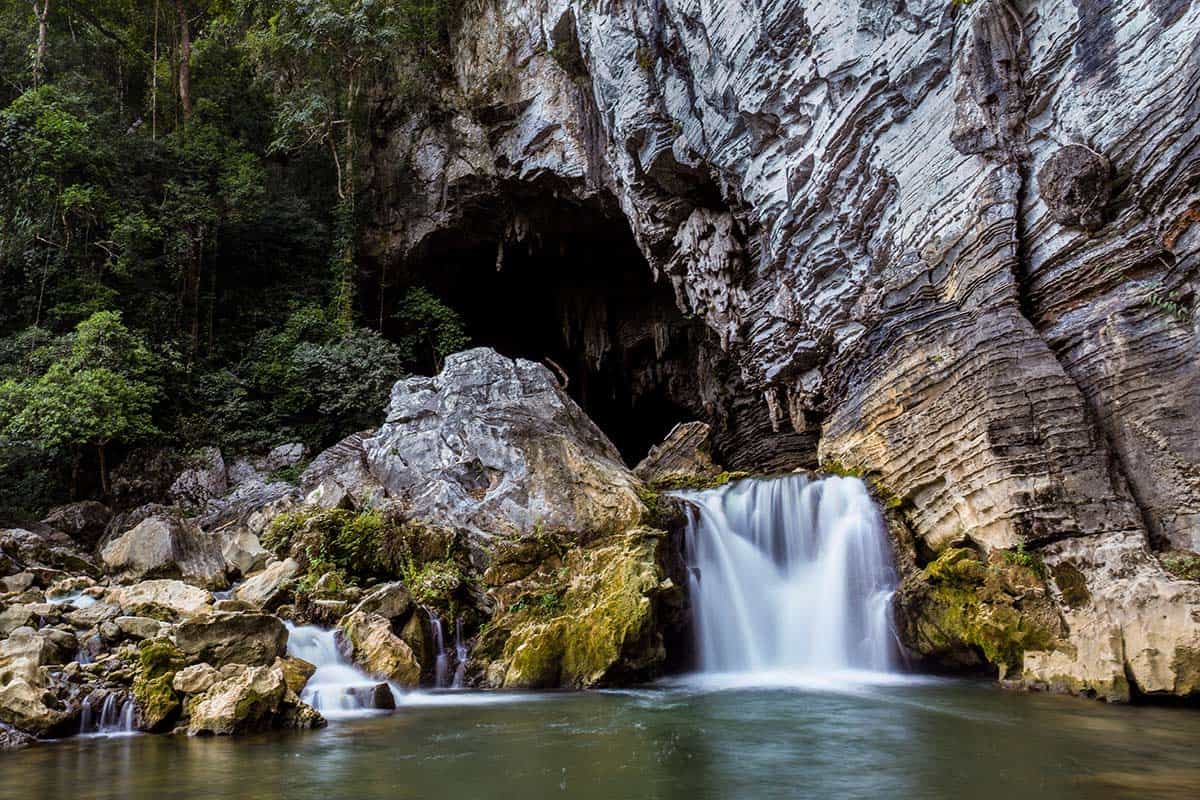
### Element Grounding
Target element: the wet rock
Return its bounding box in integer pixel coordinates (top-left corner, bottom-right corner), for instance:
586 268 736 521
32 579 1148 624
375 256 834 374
1036 145 1112 231
131 638 186 732
0 723 34 750
186 664 289 735
478 528 679 689
173 612 288 668
337 611 421 686
41 501 112 549
100 515 228 589
234 558 301 610
273 656 315 695
0 660 70 736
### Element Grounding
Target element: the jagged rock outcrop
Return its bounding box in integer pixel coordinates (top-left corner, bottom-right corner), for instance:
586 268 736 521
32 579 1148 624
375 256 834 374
360 348 645 553
364 0 1200 700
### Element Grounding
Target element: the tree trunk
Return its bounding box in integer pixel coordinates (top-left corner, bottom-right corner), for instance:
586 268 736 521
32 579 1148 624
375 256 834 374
96 443 109 498
32 0 51 88
175 0 192 123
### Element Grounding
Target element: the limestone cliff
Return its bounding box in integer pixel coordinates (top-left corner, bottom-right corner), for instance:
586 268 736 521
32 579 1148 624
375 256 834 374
365 0 1200 700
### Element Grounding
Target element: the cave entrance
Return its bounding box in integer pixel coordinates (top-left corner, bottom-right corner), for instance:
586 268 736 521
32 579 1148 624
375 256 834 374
393 192 708 465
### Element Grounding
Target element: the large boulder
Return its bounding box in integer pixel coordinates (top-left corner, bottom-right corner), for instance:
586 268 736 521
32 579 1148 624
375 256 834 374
100 516 228 589
337 611 421 686
1022 533 1200 701
0 527 97 577
234 558 302 610
173 612 288 667
363 349 645 549
475 528 683 689
0 628 78 736
186 664 321 735
105 579 214 619
195 480 299 569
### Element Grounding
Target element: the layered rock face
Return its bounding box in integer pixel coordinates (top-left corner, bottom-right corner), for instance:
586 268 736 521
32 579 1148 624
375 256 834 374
367 1 1200 699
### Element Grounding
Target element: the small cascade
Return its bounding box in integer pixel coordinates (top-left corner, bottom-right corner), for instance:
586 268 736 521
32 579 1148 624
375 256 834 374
451 619 469 689
425 608 469 689
678 474 898 679
285 623 397 719
426 608 450 688
78 692 136 737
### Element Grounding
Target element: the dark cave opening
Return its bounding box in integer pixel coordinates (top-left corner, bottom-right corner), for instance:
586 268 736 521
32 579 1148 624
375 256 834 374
389 194 709 466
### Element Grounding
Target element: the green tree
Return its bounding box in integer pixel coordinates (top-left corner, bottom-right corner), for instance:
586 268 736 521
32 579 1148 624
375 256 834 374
393 286 469 373
0 311 160 496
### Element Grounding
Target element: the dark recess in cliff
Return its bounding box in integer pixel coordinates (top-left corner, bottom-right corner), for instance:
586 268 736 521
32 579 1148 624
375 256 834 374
387 190 708 464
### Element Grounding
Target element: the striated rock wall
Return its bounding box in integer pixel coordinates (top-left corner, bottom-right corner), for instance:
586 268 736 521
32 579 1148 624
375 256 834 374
367 0 1200 699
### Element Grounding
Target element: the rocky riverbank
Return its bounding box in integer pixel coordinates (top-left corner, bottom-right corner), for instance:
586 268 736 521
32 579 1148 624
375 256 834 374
3 345 1197 751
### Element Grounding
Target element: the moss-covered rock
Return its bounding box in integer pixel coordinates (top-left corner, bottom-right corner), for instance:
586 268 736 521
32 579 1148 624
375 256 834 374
897 546 1063 679
132 638 187 732
479 527 681 689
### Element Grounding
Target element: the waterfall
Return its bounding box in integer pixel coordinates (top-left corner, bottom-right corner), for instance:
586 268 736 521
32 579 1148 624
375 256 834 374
425 608 469 689
78 692 136 737
678 474 897 678
285 623 398 719
426 608 450 688
452 619 468 689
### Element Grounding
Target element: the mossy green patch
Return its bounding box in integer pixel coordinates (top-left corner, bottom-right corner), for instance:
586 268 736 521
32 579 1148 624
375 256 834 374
646 471 751 492
132 638 187 732
490 528 670 689
1162 553 1200 581
918 547 1060 678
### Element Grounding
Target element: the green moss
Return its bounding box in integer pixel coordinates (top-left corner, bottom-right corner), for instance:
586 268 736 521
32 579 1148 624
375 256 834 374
1002 542 1046 578
635 487 686 530
820 460 867 479
404 559 463 611
920 548 1058 678
923 547 987 587
266 506 391 586
1162 553 1200 581
132 639 187 732
647 471 751 492
635 46 654 73
496 529 666 688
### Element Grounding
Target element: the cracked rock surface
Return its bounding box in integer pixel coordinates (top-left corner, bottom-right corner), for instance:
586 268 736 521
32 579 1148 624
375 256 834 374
367 0 1200 698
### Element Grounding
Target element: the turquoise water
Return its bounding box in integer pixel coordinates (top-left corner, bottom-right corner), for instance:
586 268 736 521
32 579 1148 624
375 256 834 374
6 676 1199 799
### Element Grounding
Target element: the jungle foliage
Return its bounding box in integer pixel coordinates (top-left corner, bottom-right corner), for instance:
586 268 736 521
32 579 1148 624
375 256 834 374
0 1 464 516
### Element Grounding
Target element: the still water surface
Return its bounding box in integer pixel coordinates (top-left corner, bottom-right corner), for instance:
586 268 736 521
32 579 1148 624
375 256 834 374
6 676 1199 800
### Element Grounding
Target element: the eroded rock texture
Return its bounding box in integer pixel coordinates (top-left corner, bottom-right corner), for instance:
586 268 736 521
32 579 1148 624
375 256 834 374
368 0 1200 698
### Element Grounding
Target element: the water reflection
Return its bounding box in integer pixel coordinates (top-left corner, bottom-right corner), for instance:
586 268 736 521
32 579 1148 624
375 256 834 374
7 682 1200 800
